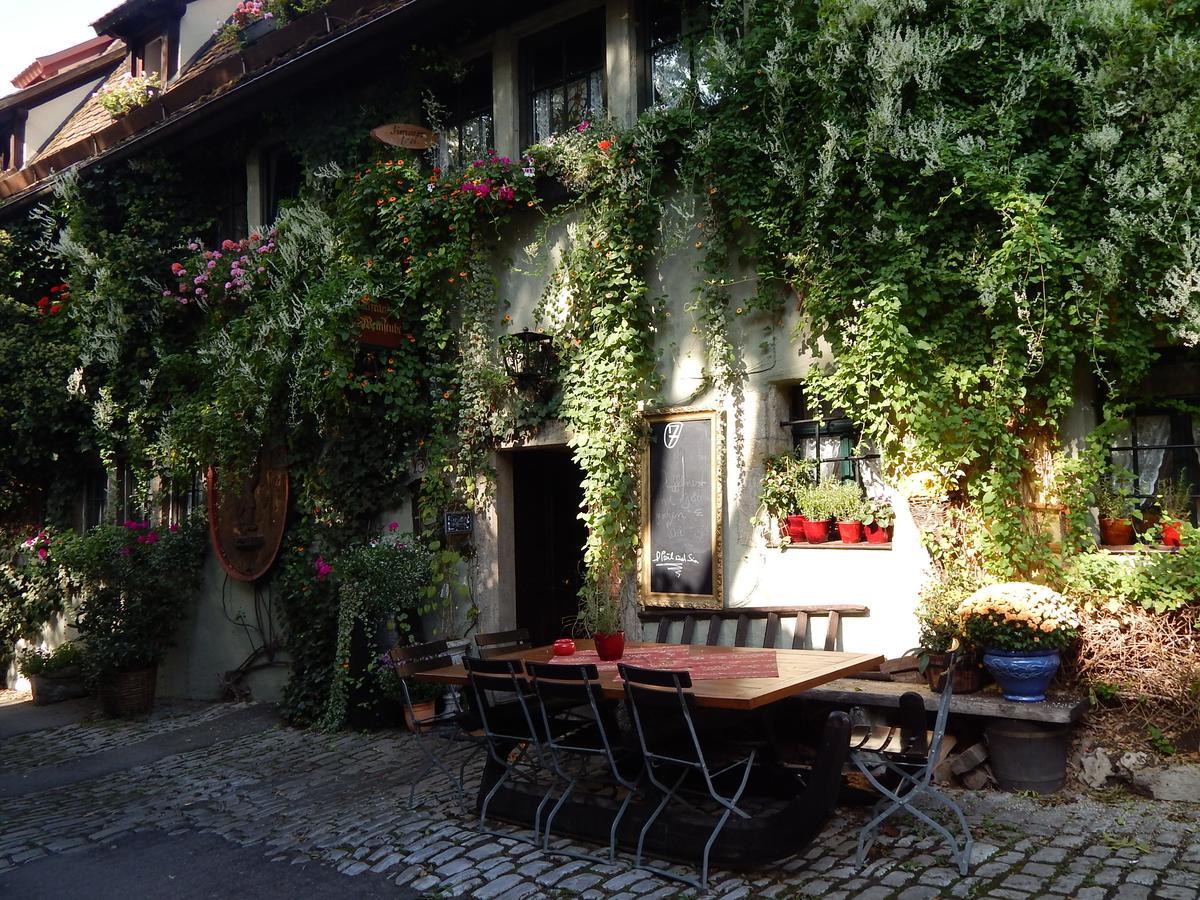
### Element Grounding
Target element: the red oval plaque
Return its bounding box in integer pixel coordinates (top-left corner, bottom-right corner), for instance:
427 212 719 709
207 446 288 582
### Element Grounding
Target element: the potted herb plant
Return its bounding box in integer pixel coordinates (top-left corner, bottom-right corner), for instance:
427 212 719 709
799 479 838 543
18 642 90 705
1095 477 1140 546
1157 478 1191 548
831 480 868 544
759 453 817 543
957 582 1080 702
575 578 624 661
864 498 895 543
914 570 983 694
58 520 205 716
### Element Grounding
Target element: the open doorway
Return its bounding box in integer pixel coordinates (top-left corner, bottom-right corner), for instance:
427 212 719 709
512 448 587 646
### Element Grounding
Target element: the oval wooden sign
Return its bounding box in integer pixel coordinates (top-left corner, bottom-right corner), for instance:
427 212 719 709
370 123 438 149
207 445 289 582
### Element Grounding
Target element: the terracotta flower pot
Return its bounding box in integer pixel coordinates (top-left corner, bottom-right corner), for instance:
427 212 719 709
1098 517 1135 547
923 652 982 694
593 631 625 661
1163 521 1182 548
864 523 892 544
404 699 437 733
783 515 807 543
801 518 832 543
837 520 864 544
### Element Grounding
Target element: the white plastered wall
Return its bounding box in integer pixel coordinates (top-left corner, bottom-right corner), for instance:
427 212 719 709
24 80 104 158
179 0 243 68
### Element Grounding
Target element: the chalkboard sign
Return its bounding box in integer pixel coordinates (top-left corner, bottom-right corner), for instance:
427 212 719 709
641 410 723 607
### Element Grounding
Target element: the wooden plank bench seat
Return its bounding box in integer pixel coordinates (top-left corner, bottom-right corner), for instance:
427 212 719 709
638 605 870 652
804 677 1087 724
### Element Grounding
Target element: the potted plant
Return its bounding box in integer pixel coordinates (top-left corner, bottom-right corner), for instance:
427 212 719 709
58 520 205 716
214 1 277 47
957 582 1080 702
864 498 895 544
376 652 445 732
799 479 838 543
323 528 436 732
1095 476 1139 546
831 481 868 544
1157 477 1191 548
18 642 90 705
914 571 983 694
575 578 624 661
759 453 817 543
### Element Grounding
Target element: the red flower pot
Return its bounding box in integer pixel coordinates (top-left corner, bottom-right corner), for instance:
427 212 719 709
837 520 864 544
784 515 808 543
802 518 832 543
864 523 892 544
1099 517 1135 547
593 631 625 661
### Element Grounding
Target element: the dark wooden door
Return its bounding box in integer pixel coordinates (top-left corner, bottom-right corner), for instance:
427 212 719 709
513 449 586 646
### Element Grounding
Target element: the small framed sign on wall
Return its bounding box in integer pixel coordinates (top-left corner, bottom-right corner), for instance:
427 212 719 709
640 409 724 608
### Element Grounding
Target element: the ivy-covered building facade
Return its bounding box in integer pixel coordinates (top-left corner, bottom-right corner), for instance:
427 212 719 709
2 0 1199 725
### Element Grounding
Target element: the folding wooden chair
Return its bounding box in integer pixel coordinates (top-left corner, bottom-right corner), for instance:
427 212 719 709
619 663 758 890
474 628 532 659
848 641 973 874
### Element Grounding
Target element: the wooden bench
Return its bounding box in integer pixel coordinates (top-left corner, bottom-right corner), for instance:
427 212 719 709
638 605 870 652
638 608 1085 724
804 678 1087 723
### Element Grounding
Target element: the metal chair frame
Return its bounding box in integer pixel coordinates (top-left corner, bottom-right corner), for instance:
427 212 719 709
619 663 757 891
388 640 476 813
525 660 642 861
463 655 555 841
849 645 974 875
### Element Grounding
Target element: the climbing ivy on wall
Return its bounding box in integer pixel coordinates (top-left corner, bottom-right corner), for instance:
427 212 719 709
8 0 1200 717
673 0 1200 577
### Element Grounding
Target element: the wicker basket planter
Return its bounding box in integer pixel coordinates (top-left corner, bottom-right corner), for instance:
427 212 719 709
99 665 158 717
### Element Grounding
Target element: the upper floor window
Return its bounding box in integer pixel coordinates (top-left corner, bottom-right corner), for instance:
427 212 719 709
440 57 494 170
523 10 606 144
130 22 178 81
1106 349 1200 522
644 0 713 108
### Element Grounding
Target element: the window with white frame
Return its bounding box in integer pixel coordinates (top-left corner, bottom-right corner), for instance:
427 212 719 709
523 10 606 144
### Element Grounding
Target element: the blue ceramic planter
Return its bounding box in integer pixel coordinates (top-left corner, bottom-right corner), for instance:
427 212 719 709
982 648 1060 702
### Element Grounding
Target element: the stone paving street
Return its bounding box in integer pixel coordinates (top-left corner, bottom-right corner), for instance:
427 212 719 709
0 699 1198 898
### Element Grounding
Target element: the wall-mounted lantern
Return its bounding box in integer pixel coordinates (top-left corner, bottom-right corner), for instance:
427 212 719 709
499 328 556 389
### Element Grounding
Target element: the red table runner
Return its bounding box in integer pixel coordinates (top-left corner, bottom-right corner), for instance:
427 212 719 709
548 645 778 680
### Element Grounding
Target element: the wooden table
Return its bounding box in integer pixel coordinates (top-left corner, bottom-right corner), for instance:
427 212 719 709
415 640 883 710
420 640 883 870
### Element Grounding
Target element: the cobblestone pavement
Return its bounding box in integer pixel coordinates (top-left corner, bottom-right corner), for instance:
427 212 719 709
0 701 1197 898
0 697 254 773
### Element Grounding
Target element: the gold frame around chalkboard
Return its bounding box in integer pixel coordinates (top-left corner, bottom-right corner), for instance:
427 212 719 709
639 408 724 609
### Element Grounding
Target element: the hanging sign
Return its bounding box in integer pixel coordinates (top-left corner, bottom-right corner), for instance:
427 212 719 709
370 123 438 149
357 297 403 348
640 409 724 608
